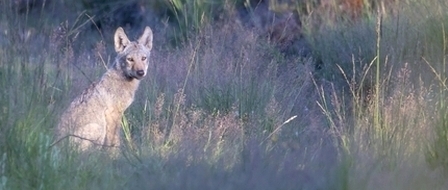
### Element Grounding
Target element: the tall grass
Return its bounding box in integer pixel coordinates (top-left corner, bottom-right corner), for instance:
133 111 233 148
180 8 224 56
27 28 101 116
307 0 448 189
152 0 242 44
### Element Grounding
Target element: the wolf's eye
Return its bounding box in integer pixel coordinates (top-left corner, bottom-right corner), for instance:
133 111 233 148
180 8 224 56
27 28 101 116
141 56 147 61
127 57 134 62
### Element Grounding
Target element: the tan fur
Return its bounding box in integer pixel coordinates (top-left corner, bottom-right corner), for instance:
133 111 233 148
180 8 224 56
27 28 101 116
55 26 153 152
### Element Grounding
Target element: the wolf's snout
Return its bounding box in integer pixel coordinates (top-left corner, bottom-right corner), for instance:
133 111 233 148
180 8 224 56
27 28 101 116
136 70 145 77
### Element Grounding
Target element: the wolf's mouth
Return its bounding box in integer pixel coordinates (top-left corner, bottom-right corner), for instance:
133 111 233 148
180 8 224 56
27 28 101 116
134 75 145 80
133 71 146 80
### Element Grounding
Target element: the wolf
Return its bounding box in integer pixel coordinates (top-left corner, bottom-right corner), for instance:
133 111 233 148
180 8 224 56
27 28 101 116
55 26 153 152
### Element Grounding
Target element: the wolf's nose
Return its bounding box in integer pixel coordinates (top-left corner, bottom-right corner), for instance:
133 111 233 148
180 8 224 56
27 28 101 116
136 70 145 77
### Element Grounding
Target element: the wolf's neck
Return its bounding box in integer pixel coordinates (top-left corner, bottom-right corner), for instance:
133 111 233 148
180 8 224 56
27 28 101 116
98 69 141 111
102 69 141 93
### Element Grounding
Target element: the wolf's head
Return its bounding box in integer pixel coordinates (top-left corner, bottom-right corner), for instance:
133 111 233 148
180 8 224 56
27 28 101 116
114 26 153 80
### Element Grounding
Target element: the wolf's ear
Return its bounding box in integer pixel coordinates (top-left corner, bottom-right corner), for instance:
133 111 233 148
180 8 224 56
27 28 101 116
138 26 153 50
114 27 130 53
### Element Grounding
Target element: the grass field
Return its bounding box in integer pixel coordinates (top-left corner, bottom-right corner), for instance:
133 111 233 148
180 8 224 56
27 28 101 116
2 0 448 189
